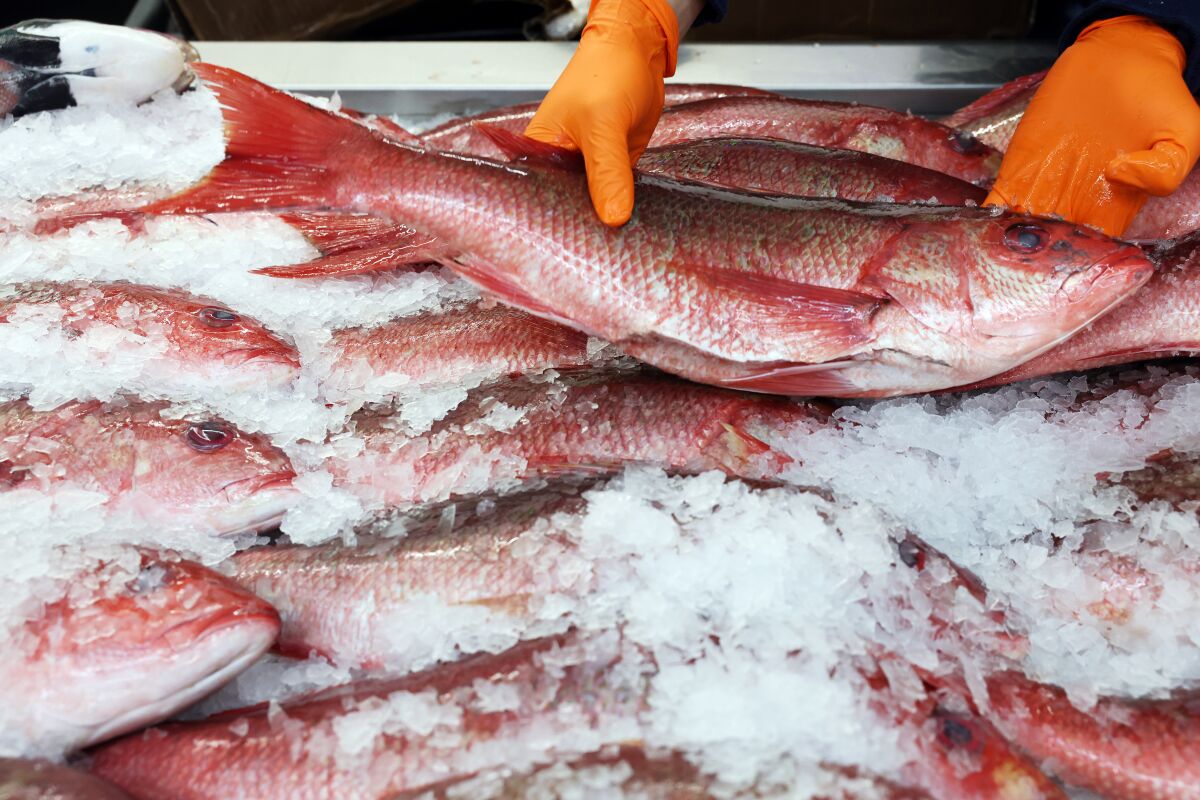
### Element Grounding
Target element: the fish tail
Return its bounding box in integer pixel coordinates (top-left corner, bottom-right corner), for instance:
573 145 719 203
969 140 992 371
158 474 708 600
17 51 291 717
143 62 377 215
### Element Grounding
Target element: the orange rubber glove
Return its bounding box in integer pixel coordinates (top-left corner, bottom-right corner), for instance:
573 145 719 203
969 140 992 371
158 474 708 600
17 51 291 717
985 15 1200 237
525 0 680 227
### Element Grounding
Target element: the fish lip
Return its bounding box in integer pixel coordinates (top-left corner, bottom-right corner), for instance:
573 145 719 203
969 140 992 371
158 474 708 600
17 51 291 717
1058 250 1152 301
222 346 302 370
219 469 297 501
162 602 280 649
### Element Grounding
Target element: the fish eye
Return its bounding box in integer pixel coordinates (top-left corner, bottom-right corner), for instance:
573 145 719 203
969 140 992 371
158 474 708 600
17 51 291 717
936 713 982 753
1003 223 1047 254
198 307 239 329
897 539 926 571
947 131 984 155
185 421 234 452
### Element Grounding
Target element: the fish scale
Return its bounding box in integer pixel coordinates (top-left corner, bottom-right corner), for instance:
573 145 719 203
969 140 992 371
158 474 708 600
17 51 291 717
0 398 296 534
228 486 589 668
334 373 826 508
143 64 1153 397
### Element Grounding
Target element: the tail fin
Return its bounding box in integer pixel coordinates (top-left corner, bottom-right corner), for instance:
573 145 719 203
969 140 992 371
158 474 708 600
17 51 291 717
143 62 386 215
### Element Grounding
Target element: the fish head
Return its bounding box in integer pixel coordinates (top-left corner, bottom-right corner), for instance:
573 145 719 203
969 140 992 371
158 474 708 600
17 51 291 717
873 212 1152 360
129 414 298 534
123 286 300 390
16 553 278 750
914 703 1066 800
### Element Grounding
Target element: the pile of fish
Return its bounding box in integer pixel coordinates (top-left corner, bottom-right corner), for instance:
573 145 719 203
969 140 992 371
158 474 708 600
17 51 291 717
4 18 1200 800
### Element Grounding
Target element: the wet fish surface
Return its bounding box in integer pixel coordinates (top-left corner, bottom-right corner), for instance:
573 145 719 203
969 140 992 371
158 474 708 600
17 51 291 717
0 281 300 391
0 553 278 755
0 398 296 534
143 64 1154 397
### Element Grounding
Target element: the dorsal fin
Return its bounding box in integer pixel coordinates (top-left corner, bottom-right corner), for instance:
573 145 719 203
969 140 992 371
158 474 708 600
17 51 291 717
473 123 585 172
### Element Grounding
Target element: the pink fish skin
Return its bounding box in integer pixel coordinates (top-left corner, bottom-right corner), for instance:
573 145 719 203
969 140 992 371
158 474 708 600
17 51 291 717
964 234 1200 388
395 747 936 800
4 553 278 755
0 282 300 390
143 64 1153 398
88 633 1058 800
939 70 1048 153
419 83 775 159
0 757 132 799
87 636 642 800
228 486 587 668
646 96 1001 186
0 398 296 534
325 302 594 399
635 138 986 206
333 372 829 507
977 670 1200 800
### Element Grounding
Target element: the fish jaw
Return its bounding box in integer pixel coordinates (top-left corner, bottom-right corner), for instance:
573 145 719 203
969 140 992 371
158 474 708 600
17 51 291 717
82 612 278 748
211 347 303 390
208 471 299 535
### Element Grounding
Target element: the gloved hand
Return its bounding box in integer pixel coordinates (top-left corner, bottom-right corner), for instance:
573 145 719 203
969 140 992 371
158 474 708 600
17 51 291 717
525 0 680 226
985 15 1200 237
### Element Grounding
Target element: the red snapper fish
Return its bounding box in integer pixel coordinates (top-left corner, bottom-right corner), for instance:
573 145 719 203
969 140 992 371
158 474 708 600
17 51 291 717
964 233 1200 387
2 553 278 755
88 635 1060 800
975 670 1200 800
418 83 776 159
0 398 296 534
642 96 1002 185
228 486 589 668
635 137 986 206
323 302 596 405
0 282 300 391
138 64 1153 398
332 372 828 508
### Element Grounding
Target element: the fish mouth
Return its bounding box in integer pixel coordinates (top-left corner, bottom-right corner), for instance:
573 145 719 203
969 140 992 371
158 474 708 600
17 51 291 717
1058 251 1153 303
223 346 302 370
85 615 277 748
211 471 299 535
220 470 297 501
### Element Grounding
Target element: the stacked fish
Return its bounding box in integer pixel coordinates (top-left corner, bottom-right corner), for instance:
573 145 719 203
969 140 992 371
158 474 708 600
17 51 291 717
4 18 1200 800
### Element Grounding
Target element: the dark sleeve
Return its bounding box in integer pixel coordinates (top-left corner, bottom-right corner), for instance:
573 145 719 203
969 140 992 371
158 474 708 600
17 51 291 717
1062 1 1200 92
694 0 727 25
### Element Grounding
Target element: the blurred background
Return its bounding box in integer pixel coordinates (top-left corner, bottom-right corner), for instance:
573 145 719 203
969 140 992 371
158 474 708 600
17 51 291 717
0 1 1092 43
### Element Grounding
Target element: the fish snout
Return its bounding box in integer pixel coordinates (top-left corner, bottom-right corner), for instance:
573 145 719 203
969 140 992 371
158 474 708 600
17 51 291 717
1058 249 1153 303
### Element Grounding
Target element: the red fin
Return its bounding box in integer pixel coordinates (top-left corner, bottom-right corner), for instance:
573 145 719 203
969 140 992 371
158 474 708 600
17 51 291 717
443 256 592 333
720 422 772 456
473 123 585 172
693 264 881 355
277 211 420 256
142 62 387 215
363 115 419 143
254 239 444 278
35 210 149 236
339 106 419 143
719 362 861 396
